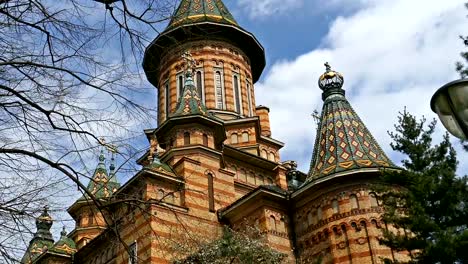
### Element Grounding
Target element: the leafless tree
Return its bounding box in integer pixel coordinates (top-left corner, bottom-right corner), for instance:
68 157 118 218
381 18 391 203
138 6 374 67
0 0 177 262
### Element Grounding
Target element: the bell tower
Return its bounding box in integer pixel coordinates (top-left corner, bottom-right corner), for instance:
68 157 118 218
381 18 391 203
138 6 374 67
143 0 284 170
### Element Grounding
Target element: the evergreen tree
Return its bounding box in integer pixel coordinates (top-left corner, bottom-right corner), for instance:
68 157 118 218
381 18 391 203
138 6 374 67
456 3 468 78
377 110 468 264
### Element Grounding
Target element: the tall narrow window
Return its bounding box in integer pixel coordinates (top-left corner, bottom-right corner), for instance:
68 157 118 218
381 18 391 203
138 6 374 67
317 207 323 220
233 74 242 114
239 169 247 182
369 193 378 207
164 80 170 118
261 149 268 158
268 152 275 161
332 199 340 214
184 132 190 145
246 81 253 116
208 173 215 212
177 74 184 101
269 216 277 231
247 171 255 185
350 194 359 209
242 132 249 142
202 134 208 146
196 70 204 102
215 71 224 109
128 242 137 264
307 211 313 226
87 212 94 226
231 133 238 144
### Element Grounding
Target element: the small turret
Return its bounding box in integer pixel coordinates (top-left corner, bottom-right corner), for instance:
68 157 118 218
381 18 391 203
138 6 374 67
21 206 55 263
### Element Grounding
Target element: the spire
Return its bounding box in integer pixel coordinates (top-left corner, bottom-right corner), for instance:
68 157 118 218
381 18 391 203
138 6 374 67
50 227 77 255
22 206 55 263
168 0 238 29
173 51 208 116
307 63 395 180
82 147 120 199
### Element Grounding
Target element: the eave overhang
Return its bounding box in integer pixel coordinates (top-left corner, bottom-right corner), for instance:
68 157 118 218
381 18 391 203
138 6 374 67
155 114 226 148
222 144 279 170
143 22 265 86
218 186 288 221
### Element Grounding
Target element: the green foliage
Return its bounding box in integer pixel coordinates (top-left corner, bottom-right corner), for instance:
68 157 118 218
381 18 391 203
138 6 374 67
377 110 468 264
456 3 468 78
172 226 288 264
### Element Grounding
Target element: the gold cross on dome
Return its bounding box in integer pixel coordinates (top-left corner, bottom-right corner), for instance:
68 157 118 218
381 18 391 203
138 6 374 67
181 51 196 73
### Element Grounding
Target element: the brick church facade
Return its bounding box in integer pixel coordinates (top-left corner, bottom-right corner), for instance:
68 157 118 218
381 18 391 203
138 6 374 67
22 0 407 263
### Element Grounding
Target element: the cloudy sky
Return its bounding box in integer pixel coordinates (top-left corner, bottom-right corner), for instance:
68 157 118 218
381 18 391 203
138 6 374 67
217 0 468 174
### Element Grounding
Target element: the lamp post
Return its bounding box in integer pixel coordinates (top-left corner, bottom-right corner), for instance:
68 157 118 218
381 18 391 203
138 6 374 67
430 79 468 139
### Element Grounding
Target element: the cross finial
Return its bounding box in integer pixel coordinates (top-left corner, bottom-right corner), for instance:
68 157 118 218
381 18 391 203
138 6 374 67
324 62 331 72
181 51 196 74
312 110 321 126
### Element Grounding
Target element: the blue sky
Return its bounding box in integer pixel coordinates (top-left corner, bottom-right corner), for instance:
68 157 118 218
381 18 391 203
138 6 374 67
213 0 468 173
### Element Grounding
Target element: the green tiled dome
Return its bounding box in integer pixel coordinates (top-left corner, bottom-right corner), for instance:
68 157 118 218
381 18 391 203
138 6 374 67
168 0 238 29
307 64 395 180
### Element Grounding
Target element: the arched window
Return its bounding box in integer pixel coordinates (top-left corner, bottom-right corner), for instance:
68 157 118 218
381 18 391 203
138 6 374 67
87 212 94 226
256 175 264 185
247 171 255 185
214 71 224 109
242 132 249 142
332 199 340 214
177 74 184 101
184 132 190 145
239 169 247 182
208 173 215 212
196 70 204 102
266 177 273 185
317 207 322 220
369 192 378 207
158 189 165 200
312 210 317 224
233 74 242 114
350 194 359 209
268 152 275 161
269 216 277 231
261 149 268 158
202 133 208 146
307 211 313 226
231 133 238 144
167 193 175 204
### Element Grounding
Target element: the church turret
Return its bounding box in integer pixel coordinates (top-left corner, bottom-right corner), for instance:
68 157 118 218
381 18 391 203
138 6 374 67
307 63 395 180
21 207 55 263
67 149 120 249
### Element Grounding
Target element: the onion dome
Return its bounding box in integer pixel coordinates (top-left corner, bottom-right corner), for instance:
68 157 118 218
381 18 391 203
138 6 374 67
143 0 265 85
307 63 395 181
50 227 77 255
21 207 55 263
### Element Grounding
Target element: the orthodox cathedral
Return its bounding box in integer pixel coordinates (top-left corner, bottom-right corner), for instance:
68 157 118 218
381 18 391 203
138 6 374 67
22 0 407 263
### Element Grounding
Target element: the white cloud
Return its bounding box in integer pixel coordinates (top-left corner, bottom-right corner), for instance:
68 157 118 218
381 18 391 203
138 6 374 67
238 0 303 17
255 0 468 173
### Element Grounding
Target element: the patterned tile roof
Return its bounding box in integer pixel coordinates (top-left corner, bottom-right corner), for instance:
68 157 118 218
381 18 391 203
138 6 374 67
50 227 77 255
21 207 55 263
307 64 395 180
167 0 238 30
80 150 120 200
173 71 208 116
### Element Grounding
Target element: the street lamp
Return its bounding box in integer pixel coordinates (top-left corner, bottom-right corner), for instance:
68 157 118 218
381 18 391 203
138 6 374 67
430 79 468 139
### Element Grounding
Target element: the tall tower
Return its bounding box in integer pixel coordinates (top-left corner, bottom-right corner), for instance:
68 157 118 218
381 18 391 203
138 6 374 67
68 149 120 249
293 64 399 263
